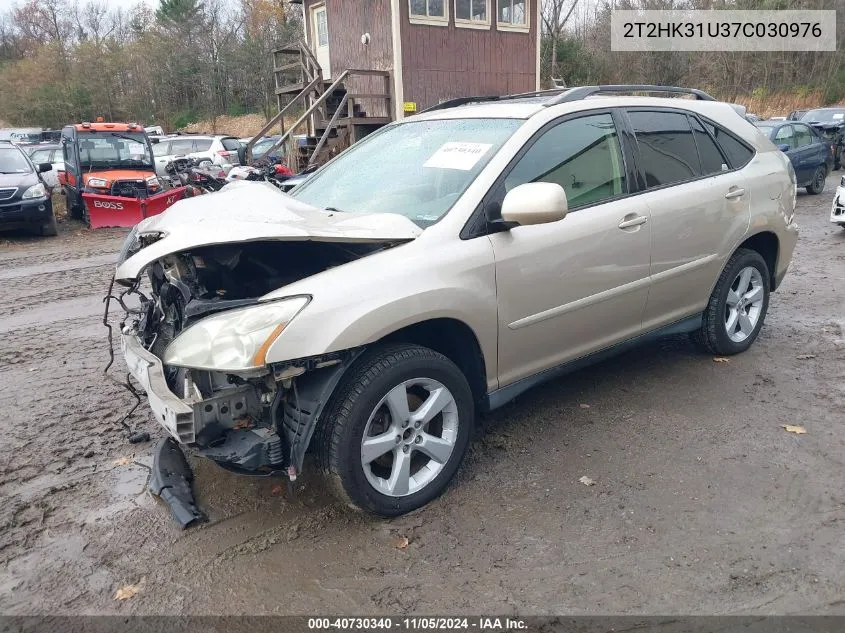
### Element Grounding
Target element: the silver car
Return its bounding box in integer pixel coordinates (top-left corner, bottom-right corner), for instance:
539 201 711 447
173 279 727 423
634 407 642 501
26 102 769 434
114 86 798 517
151 134 242 179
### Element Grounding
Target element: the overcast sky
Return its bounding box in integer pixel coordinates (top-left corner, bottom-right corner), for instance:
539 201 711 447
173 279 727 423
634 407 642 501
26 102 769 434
0 0 155 14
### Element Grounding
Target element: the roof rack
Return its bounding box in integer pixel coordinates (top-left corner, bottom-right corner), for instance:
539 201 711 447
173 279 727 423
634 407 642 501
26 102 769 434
421 85 715 114
546 85 715 105
421 88 570 113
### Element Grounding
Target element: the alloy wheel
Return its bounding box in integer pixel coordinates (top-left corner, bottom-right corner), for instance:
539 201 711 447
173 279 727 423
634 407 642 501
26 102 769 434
360 378 459 497
724 266 765 343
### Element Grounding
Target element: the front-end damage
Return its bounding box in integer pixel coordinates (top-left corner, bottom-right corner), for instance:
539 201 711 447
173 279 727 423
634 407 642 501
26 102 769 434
109 183 422 486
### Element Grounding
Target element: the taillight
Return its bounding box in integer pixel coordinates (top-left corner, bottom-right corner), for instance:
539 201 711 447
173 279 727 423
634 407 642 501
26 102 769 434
217 150 229 156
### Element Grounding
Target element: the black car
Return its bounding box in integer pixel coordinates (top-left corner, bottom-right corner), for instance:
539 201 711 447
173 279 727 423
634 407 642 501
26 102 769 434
800 108 845 169
787 109 808 121
0 141 56 236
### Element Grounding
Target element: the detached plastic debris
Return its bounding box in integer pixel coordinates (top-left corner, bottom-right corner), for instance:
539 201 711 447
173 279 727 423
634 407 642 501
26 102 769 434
148 437 205 529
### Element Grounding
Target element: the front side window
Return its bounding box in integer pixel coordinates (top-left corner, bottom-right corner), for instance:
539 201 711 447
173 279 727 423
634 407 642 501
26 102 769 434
498 0 527 27
457 0 488 23
410 0 446 19
292 118 522 226
504 113 626 208
792 124 814 148
152 141 171 157
774 125 796 150
629 110 701 188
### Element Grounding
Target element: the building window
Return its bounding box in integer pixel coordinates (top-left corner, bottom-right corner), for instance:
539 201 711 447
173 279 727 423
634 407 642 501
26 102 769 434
456 0 489 27
497 0 528 31
315 8 329 46
410 0 448 24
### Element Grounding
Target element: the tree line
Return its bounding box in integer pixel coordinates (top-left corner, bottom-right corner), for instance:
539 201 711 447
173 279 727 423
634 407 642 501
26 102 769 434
0 0 301 129
1 0 843 130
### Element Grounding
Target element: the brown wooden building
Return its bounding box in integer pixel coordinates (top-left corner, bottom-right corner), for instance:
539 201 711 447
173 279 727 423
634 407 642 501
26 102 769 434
290 0 540 119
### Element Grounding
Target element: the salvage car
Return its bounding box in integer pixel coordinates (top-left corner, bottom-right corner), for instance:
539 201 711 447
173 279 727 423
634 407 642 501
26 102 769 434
754 120 832 194
152 134 242 179
831 175 845 229
800 108 845 169
23 143 63 191
0 141 56 236
114 85 798 517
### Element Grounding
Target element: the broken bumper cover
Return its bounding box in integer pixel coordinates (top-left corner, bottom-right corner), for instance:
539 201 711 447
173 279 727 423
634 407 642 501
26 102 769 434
149 437 204 529
121 333 195 443
121 332 286 472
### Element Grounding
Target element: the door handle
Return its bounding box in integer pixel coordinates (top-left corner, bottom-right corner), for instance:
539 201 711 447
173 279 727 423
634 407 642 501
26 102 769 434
618 215 648 229
725 187 746 200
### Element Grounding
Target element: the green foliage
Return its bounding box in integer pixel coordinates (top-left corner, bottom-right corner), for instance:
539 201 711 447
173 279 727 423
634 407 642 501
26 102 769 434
543 37 600 87
227 101 249 117
796 85 813 99
171 109 201 129
156 0 204 27
751 87 768 101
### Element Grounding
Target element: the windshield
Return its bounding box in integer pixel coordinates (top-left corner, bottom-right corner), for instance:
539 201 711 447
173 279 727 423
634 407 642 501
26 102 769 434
292 118 522 226
0 147 33 174
77 131 154 169
801 109 845 123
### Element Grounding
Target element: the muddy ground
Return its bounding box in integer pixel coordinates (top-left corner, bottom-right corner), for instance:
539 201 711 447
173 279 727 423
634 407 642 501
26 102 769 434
0 181 844 616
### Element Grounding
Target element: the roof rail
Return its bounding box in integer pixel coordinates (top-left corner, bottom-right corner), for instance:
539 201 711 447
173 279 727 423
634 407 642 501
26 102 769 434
547 85 715 106
421 88 571 114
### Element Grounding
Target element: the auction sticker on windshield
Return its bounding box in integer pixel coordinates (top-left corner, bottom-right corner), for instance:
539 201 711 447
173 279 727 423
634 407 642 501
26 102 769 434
424 142 492 171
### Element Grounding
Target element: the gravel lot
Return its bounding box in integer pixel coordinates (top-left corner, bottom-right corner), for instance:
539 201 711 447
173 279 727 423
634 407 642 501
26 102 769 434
1 181 844 616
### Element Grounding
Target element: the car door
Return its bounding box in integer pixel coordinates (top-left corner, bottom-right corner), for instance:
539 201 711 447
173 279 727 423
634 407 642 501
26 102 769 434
633 110 751 330
792 123 826 178
773 125 805 181
489 111 652 387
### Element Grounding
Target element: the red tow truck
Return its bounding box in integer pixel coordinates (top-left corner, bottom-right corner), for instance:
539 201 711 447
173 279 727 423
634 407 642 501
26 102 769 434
58 121 187 228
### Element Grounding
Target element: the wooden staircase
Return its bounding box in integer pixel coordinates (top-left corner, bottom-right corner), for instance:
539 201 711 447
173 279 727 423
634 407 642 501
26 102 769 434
246 41 392 172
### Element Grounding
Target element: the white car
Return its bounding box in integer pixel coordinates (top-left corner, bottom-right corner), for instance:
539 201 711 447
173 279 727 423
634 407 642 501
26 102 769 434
151 134 242 179
832 175 845 228
23 143 63 191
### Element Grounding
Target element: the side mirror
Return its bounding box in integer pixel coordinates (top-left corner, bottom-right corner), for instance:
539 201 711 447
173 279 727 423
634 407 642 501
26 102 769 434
500 182 568 227
776 143 790 152
37 162 53 173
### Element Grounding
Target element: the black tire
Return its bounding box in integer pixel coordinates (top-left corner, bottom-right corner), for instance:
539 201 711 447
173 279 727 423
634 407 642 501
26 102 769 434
40 214 58 237
806 165 826 194
64 187 85 220
691 248 771 356
316 344 474 517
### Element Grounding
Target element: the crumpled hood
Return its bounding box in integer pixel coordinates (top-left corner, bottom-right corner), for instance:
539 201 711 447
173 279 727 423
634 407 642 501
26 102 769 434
115 180 423 280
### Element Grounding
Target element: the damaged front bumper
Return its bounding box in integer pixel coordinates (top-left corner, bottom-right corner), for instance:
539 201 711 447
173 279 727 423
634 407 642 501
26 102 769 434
832 183 845 226
121 332 285 472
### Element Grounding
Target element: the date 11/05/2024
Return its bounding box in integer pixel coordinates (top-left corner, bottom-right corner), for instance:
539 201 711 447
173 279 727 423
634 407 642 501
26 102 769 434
308 617 528 631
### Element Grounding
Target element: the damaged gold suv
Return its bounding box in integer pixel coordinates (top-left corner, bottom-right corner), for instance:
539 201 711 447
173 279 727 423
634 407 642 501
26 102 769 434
115 86 798 517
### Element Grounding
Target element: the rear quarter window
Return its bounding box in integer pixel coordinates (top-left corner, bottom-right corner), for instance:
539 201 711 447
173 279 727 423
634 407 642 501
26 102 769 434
702 121 755 169
221 138 241 151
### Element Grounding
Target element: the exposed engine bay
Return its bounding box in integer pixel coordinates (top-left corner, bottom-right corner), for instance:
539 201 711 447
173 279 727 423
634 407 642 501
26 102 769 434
112 238 389 476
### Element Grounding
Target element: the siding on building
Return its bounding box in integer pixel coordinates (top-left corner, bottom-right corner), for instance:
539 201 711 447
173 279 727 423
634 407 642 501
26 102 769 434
303 0 394 118
398 1 538 111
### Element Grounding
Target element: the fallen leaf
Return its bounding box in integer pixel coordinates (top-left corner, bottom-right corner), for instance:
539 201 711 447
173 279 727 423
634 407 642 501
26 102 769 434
392 535 409 550
579 403 590 409
713 357 730 363
796 354 816 360
112 457 131 466
271 485 284 496
579 476 596 486
114 581 142 601
782 425 807 435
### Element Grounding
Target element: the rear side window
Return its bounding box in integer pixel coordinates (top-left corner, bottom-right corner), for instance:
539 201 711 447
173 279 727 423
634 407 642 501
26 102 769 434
703 121 754 169
193 139 213 151
169 139 195 154
689 116 727 175
221 138 241 151
628 110 700 187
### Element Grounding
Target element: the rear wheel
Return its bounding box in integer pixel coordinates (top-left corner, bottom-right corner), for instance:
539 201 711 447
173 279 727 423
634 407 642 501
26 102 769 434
806 166 826 194
317 344 473 517
691 248 770 355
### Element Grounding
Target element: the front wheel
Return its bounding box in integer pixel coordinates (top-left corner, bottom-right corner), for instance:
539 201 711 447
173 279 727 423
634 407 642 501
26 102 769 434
317 344 473 517
806 165 826 194
691 248 770 355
